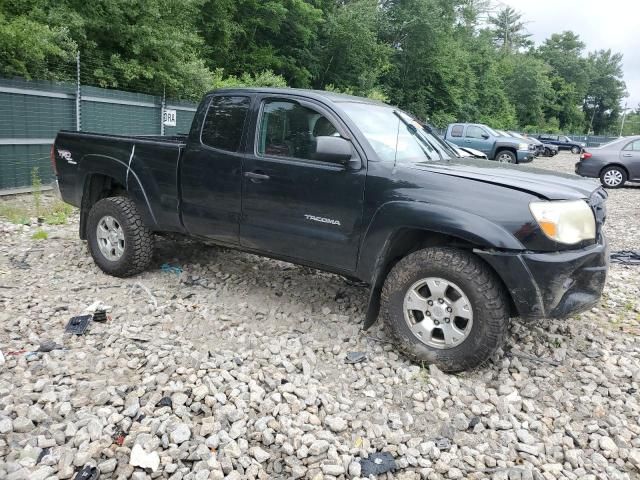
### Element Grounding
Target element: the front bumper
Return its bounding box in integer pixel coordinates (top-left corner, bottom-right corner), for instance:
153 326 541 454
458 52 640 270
476 237 609 320
517 150 534 163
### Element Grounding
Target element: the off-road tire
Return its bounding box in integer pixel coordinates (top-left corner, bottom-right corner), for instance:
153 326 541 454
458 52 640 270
496 150 516 164
87 197 154 277
381 247 509 372
599 165 627 189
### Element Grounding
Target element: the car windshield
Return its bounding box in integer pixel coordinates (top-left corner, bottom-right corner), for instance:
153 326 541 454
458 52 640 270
484 126 500 136
508 131 525 139
495 129 509 137
339 102 455 162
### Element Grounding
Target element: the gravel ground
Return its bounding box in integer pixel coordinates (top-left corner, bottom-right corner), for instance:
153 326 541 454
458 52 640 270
0 151 639 480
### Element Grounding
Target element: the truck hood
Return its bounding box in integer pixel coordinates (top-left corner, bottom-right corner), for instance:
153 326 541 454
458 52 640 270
412 159 600 200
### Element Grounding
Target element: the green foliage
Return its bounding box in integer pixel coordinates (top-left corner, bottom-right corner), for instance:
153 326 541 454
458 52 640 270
31 229 48 240
0 0 628 134
43 201 74 225
0 204 30 225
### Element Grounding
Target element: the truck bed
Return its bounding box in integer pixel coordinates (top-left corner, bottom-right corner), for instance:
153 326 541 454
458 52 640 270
54 130 186 232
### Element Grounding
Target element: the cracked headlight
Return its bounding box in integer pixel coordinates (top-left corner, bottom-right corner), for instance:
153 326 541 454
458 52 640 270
529 200 595 244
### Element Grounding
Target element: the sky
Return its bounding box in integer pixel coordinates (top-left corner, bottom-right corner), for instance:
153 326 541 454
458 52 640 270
500 0 639 111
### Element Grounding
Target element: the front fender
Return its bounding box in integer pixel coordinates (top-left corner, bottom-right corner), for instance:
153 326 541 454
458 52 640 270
357 201 524 328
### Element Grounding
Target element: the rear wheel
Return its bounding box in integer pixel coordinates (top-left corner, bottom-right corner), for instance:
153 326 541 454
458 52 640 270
380 247 510 372
496 150 516 164
600 166 627 188
87 197 154 277
571 146 580 154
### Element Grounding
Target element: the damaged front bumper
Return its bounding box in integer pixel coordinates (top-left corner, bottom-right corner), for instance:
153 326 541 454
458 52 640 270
476 237 609 320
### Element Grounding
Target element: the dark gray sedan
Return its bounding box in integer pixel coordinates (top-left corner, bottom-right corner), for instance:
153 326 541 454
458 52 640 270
575 136 640 188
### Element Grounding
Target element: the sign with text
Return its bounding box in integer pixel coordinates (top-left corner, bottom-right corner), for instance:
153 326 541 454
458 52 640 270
162 109 177 127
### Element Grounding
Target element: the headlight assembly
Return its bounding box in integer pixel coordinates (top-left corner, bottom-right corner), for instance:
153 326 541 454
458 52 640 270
517 143 529 150
529 200 596 244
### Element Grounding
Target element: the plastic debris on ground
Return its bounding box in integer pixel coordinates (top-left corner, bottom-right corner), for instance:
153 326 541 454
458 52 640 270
92 309 109 322
359 452 397 476
435 437 452 450
37 340 63 352
73 465 99 480
65 315 92 335
157 396 173 408
610 250 640 265
345 351 367 364
161 263 183 275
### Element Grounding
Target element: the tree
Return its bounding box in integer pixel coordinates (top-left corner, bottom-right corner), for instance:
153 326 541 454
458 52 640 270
487 6 532 52
583 49 627 134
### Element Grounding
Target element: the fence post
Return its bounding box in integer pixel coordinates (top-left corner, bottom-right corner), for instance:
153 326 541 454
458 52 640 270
160 88 165 136
76 51 81 131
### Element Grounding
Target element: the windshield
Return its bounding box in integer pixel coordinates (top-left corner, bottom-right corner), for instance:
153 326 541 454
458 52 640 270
484 126 500 136
495 129 509 137
508 131 525 139
339 102 455 163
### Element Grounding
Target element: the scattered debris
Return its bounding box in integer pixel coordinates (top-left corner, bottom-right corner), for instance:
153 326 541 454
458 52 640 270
129 443 160 471
65 315 92 335
157 396 173 408
92 309 108 322
345 351 367 364
85 301 112 313
435 437 452 451
610 250 640 265
72 465 99 480
161 263 183 275
37 340 63 353
359 452 397 476
129 282 158 308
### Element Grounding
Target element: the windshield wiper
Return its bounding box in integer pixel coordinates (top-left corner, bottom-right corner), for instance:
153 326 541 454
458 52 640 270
392 111 443 161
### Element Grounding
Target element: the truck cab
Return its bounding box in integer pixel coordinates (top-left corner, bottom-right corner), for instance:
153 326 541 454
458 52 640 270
445 123 535 163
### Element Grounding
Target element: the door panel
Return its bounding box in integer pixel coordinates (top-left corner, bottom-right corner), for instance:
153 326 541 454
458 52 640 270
464 125 493 154
240 97 366 272
180 95 251 244
621 140 640 179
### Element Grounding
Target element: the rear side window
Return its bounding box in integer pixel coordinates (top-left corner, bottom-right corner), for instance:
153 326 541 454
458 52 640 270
201 96 250 151
624 140 640 151
450 125 464 137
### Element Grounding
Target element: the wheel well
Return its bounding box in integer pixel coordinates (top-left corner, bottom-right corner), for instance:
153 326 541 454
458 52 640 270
364 228 517 328
495 147 516 158
79 174 126 239
599 163 629 178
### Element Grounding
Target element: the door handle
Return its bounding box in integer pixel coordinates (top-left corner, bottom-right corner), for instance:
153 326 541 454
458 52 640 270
622 153 632 157
464 139 471 143
244 171 270 182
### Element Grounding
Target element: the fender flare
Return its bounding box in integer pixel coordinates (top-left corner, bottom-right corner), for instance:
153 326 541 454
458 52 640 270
78 154 156 238
358 201 524 329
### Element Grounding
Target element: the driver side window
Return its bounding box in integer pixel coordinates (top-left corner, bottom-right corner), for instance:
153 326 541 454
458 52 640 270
257 100 340 162
466 126 487 139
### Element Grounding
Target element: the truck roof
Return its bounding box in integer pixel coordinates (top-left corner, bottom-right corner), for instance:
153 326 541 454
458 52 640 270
205 87 386 106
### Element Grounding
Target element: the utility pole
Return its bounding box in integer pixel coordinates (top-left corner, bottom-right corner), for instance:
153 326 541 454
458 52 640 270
619 101 628 137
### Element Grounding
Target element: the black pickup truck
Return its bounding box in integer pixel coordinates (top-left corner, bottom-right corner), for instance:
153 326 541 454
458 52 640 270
53 88 609 372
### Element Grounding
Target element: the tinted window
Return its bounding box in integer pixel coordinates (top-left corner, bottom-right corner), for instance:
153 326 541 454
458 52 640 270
466 126 487 139
201 96 250 151
451 125 464 137
624 140 640 151
257 100 340 162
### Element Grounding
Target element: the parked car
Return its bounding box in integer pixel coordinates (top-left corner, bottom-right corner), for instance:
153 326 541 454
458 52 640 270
445 140 488 159
576 135 640 188
495 129 540 157
537 134 585 154
445 123 535 163
507 131 558 157
53 88 608 372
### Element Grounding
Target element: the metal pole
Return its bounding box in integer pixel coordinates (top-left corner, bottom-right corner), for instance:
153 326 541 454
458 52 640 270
160 87 165 136
619 101 628 137
76 51 81 131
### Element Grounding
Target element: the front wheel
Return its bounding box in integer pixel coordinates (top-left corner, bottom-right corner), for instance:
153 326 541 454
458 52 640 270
380 247 510 372
87 197 154 277
571 146 580 154
496 150 516 163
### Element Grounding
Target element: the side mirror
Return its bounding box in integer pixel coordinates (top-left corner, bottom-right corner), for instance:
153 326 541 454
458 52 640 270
481 133 490 139
314 136 352 164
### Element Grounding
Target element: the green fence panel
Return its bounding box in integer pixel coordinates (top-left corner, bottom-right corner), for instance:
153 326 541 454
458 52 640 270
0 144 54 190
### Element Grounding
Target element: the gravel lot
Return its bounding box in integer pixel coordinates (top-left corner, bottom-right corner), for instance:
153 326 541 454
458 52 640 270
0 151 639 480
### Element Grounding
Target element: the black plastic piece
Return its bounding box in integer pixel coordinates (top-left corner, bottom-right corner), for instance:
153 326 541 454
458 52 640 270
73 465 99 480
92 310 108 322
157 397 172 408
65 315 92 335
359 452 397 476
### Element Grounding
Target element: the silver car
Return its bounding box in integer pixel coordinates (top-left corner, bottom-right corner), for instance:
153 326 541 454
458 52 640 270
575 135 640 188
